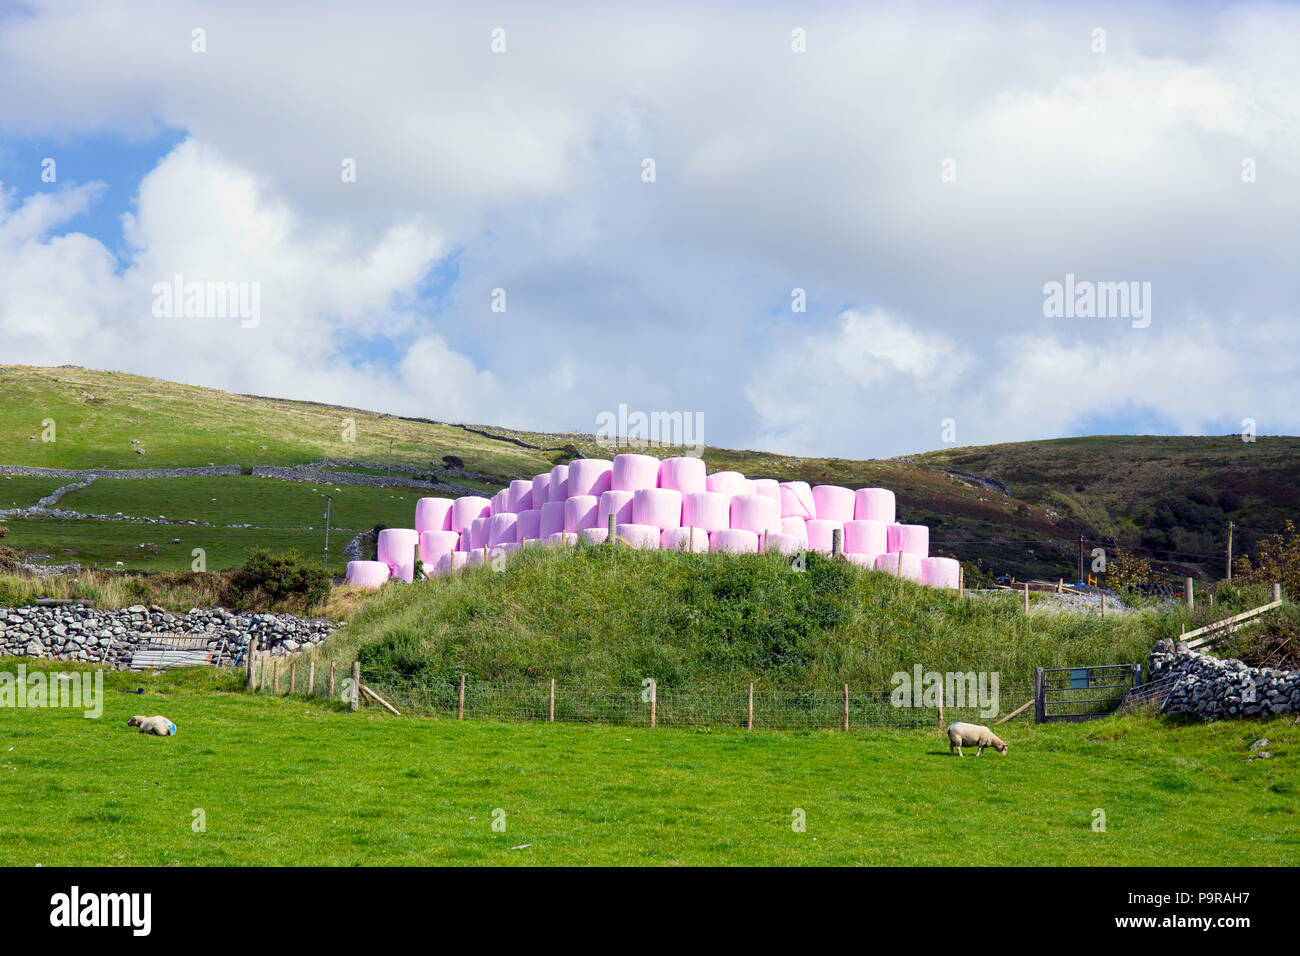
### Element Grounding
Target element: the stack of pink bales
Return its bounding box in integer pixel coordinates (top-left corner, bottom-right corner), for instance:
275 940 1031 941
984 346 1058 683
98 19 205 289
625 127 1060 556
344 454 960 590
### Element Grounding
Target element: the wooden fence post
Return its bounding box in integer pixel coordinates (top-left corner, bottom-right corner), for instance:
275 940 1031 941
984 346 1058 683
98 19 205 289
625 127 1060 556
273 660 280 694
1274 582 1283 603
937 696 944 732
257 655 266 691
843 683 849 732
329 661 336 700
245 637 258 690
607 513 616 543
650 679 657 729
1034 667 1045 724
1023 582 1030 613
458 674 466 720
831 527 843 558
748 682 754 731
290 662 296 695
307 660 315 696
349 661 360 712
958 564 964 596
1101 593 1107 618
549 678 555 723
1185 577 1194 610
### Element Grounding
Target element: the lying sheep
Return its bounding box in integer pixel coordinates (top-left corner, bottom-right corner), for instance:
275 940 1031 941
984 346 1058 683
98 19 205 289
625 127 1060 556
947 721 1006 757
127 715 177 737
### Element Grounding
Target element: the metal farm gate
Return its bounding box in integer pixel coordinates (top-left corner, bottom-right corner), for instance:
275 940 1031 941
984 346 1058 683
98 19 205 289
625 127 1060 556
1034 664 1142 723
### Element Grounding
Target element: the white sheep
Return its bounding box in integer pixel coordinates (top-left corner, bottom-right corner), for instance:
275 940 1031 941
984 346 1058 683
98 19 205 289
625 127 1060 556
127 715 176 736
947 721 1007 757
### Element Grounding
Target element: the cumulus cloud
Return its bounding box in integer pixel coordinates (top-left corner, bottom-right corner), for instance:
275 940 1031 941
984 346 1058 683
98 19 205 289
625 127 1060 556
0 0 1297 455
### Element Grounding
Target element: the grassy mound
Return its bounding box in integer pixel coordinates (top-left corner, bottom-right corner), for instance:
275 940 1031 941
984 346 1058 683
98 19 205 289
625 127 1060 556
324 545 1176 692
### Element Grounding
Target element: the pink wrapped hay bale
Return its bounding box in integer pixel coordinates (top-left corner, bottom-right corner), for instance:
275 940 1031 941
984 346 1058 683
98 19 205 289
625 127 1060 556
344 560 391 590
451 496 491 533
658 456 706 495
661 527 710 552
612 453 661 492
888 523 929 557
710 528 759 554
616 522 661 549
598 490 635 528
377 528 420 570
491 489 510 515
465 550 486 568
706 471 749 497
854 487 896 524
567 458 612 498
805 519 843 554
812 485 855 522
633 487 683 530
539 500 567 538
681 491 731 532
923 556 961 589
779 481 815 519
414 497 454 533
875 552 924 582
545 531 579 547
843 519 887 556
548 464 570 501
762 532 804 555
751 478 781 504
508 479 534 513
532 473 551 508
780 516 809 548
465 516 491 551
580 527 609 545
488 512 519 547
391 561 416 584
436 551 468 576
564 494 599 532
515 509 542 541
730 493 781 535
419 530 460 567
846 552 880 568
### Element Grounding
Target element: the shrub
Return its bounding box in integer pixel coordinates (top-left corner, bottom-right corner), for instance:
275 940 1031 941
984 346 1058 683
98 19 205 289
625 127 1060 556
225 549 330 612
1233 520 1300 599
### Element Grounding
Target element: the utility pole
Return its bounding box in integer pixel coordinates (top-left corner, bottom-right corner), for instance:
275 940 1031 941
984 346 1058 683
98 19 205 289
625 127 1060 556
323 495 333 572
1226 521 1233 582
1078 534 1084 583
387 440 393 483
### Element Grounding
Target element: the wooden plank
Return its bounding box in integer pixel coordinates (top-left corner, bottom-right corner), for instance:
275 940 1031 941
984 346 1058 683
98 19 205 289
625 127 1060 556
1183 599 1281 646
359 684 401 716
996 698 1034 724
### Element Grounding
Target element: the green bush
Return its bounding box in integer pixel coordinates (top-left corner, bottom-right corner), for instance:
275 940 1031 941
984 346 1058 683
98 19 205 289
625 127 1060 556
225 549 329 612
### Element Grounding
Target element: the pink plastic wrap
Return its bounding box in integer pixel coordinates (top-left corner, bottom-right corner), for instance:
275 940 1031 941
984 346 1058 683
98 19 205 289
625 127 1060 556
762 532 804 555
658 456 706 495
377 528 420 570
451 496 491 533
846 552 880 568
632 488 683 529
414 498 454 533
465 516 490 551
419 530 460 567
391 561 415 584
567 458 612 498
465 550 486 567
812 485 855 522
661 527 710 552
488 512 518 547
539 500 567 538
923 556 961 589
875 552 924 582
564 494 600 532
508 479 534 513
612 453 660 492
436 551 469 576
780 516 809 547
751 478 781 504
545 531 579 547
598 490 635 528
710 528 759 554
616 523 660 549
706 471 749 497
843 519 887 556
548 464 570 501
515 509 542 541
896 524 929 557
681 492 732 532
580 527 609 545
491 489 510 515
730 494 782 534
779 481 815 519
344 560 391 589
532 473 551 509
805 519 843 554
854 487 896 524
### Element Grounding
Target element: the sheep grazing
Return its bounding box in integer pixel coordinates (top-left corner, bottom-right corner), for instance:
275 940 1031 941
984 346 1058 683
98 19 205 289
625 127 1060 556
127 715 177 737
947 721 1007 757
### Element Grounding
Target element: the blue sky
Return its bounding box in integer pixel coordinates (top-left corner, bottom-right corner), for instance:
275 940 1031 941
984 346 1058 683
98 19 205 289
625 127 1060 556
1 1 1297 457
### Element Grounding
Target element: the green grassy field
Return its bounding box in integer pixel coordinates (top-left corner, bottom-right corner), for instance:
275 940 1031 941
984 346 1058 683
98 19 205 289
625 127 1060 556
0 476 67 509
0 664 1293 866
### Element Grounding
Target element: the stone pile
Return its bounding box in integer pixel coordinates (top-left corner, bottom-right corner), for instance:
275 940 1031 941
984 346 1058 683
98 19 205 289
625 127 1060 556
1147 639 1300 719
